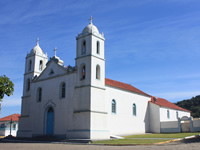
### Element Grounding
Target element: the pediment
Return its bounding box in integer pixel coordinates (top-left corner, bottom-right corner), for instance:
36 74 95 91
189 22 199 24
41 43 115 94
35 60 67 81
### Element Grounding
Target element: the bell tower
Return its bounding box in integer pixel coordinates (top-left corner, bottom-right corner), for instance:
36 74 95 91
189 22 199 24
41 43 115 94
23 39 48 97
72 17 109 139
75 16 105 88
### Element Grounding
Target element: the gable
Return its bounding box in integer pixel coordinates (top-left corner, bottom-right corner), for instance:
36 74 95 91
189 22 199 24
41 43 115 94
35 60 67 81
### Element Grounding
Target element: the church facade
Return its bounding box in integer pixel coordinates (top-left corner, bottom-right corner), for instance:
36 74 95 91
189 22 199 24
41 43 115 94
18 19 190 139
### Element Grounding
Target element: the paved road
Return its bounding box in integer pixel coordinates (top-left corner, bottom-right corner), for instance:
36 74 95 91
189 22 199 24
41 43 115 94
0 142 199 150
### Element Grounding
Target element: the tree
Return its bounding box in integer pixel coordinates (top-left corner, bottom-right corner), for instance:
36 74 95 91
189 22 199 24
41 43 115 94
0 75 14 101
175 95 200 118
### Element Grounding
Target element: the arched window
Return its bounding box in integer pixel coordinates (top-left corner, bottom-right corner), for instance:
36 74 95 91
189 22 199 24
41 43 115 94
29 60 32 71
39 60 43 71
81 65 86 80
167 110 170 119
60 82 65 98
97 41 100 54
27 78 30 91
37 87 42 102
96 65 100 80
133 103 136 116
112 99 116 114
82 40 86 54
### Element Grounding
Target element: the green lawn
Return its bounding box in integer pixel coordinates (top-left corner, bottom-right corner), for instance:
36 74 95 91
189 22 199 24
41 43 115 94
92 139 170 145
124 132 200 139
91 132 200 145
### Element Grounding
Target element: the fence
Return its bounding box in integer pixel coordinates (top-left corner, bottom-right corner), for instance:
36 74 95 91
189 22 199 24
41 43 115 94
160 117 200 133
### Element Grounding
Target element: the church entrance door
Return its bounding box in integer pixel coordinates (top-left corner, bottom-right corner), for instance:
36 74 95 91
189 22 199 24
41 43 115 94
46 107 54 135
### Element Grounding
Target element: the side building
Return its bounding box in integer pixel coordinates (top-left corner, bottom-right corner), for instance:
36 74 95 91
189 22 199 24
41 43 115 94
0 113 20 137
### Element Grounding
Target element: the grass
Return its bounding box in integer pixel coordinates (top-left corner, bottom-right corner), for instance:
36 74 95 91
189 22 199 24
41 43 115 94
92 139 170 145
124 132 200 139
91 132 200 145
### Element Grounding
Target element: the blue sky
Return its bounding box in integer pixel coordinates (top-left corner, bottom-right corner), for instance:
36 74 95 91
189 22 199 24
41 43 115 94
1 0 200 117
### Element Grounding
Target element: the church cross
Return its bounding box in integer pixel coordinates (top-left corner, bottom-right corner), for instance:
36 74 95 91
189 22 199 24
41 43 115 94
89 16 94 24
54 47 58 56
37 37 39 45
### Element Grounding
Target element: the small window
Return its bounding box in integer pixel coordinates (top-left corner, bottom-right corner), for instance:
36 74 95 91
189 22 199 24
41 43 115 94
81 65 86 80
13 124 16 130
49 69 54 75
112 99 116 114
96 65 100 80
97 41 100 54
60 82 65 98
37 87 42 102
0 123 5 128
29 60 32 71
82 40 86 54
176 111 179 119
133 103 136 116
27 78 30 91
167 110 170 119
39 60 43 71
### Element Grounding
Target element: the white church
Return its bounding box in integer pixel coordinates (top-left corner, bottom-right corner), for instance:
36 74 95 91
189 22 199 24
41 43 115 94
18 18 190 139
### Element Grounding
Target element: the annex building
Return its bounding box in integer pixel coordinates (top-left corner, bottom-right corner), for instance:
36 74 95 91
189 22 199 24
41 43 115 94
18 18 190 139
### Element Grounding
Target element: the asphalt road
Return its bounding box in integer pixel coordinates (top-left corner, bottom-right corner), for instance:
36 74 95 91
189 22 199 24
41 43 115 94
0 142 199 150
0 136 199 150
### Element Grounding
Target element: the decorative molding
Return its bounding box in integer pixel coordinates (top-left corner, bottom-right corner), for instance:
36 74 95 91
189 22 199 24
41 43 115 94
44 99 56 109
76 33 105 40
75 54 105 61
24 71 41 76
26 53 48 59
22 95 31 99
66 65 77 73
19 115 30 118
75 85 105 90
74 110 107 114
67 129 109 132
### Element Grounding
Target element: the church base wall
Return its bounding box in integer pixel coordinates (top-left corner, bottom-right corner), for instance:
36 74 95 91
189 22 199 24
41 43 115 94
66 130 110 140
66 130 90 139
90 130 110 140
17 130 32 138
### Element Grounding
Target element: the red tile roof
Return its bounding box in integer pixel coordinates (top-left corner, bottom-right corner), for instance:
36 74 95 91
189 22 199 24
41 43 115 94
105 78 150 97
105 78 189 112
0 113 21 122
150 96 190 112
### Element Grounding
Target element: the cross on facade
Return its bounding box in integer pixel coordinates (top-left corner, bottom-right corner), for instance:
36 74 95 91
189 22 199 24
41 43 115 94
89 16 94 24
54 47 58 56
37 37 39 45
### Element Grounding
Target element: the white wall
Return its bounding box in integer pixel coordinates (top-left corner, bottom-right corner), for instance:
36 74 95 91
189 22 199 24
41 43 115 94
0 121 19 136
193 118 200 127
161 121 178 128
106 86 151 135
160 107 190 122
149 103 160 133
